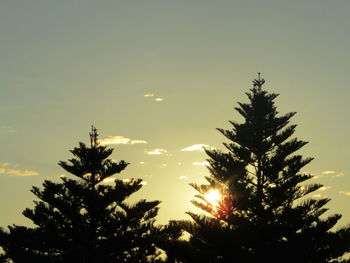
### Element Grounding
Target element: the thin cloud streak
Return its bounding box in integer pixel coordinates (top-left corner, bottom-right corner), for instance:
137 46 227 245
131 140 147 144
181 144 212 152
99 136 147 146
103 177 117 184
322 170 336 175
335 172 345 177
0 168 38 177
312 170 344 179
144 93 164 102
192 161 210 166
122 178 147 185
146 149 168 155
318 186 332 191
0 126 16 133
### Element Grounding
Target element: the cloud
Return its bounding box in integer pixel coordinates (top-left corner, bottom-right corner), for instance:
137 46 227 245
59 174 66 178
339 191 350 196
322 170 336 175
335 172 345 177
181 144 212 152
192 161 209 166
0 168 38 176
311 174 322 180
100 136 130 145
139 161 146 165
140 181 147 185
312 170 340 179
131 140 147 144
318 186 332 191
99 136 147 146
179 176 188 180
0 126 16 133
103 177 117 183
1 162 10 167
312 194 323 198
122 178 147 185
144 93 164 102
122 178 132 183
146 149 168 155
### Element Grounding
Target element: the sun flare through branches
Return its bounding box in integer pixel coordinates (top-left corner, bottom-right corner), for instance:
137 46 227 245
204 189 222 208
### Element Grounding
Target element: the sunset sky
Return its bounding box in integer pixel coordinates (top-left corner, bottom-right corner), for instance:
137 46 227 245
1 1 349 228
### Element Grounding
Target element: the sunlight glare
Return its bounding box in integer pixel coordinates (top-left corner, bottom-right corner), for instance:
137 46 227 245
204 189 222 207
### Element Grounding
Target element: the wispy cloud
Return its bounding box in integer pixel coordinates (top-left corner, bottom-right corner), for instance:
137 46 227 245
179 176 188 180
130 140 148 144
335 172 345 177
122 178 147 185
144 93 164 102
0 126 16 133
122 178 132 183
146 149 168 155
339 191 350 196
192 161 209 166
312 170 344 179
322 170 336 175
140 181 147 185
103 177 117 183
318 186 332 191
181 144 212 152
0 167 38 176
99 136 147 146
312 194 323 198
104 177 147 185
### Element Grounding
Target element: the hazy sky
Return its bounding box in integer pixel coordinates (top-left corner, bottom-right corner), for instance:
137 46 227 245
1 1 349 227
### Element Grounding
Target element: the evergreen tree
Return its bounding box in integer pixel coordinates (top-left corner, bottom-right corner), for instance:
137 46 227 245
172 74 350 263
0 127 162 263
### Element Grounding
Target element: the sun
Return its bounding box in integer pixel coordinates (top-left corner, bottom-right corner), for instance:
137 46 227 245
204 189 222 207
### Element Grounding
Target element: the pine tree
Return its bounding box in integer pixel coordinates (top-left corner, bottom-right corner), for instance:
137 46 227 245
0 127 162 263
172 74 350 263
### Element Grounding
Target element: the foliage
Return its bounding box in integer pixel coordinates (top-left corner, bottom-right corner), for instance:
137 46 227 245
170 75 350 263
0 127 162 263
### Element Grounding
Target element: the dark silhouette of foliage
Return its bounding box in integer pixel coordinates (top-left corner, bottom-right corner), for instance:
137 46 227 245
0 127 162 263
168 74 350 263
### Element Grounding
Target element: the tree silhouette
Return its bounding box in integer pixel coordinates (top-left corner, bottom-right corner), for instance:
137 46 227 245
0 127 162 263
171 75 350 263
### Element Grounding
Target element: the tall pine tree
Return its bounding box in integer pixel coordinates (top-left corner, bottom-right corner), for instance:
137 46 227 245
171 74 350 263
0 127 162 263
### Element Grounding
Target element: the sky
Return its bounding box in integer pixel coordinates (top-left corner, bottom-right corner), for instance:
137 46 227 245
0 1 350 228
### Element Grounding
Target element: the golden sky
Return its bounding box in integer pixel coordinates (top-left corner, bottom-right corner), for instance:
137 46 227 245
0 1 349 227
